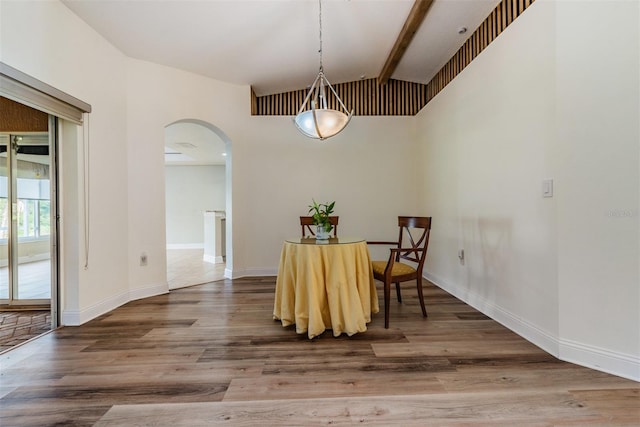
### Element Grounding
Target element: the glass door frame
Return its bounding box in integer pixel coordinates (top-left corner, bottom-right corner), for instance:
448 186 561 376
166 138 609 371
0 116 58 326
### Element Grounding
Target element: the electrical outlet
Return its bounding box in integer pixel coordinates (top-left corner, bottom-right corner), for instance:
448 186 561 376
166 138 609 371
140 253 148 266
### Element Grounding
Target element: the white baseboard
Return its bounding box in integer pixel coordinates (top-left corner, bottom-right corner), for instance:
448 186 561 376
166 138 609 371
129 282 169 302
203 254 224 264
61 290 129 326
226 267 277 279
424 271 639 382
560 339 640 382
168 282 203 291
166 243 204 250
61 282 168 326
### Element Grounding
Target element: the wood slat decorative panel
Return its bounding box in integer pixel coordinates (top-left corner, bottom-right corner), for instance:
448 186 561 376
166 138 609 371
253 0 535 116
426 0 536 103
0 96 48 132
252 78 429 116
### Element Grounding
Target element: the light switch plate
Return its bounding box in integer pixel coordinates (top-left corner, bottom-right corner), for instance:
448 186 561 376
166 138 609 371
542 179 553 198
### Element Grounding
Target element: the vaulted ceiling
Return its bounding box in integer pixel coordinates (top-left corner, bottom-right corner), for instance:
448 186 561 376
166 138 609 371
61 0 506 165
62 0 501 96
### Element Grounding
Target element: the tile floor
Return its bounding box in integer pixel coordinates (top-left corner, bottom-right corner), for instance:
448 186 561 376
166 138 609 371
0 310 51 353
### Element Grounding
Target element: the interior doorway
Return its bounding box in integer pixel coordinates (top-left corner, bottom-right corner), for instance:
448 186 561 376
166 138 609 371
164 119 229 289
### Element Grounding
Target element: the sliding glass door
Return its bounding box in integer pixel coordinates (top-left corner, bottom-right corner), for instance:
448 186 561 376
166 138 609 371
0 135 8 301
0 129 55 307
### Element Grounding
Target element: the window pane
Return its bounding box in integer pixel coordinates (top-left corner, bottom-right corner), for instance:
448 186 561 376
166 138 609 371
0 198 7 239
39 201 50 236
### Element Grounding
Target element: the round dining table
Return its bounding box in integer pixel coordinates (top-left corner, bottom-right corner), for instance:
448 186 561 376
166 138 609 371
273 237 379 338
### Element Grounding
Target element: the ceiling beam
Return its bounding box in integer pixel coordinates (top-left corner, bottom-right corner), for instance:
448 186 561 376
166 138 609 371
378 0 434 85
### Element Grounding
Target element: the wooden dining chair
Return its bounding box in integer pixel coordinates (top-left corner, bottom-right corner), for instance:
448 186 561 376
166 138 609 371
368 216 432 328
300 216 339 238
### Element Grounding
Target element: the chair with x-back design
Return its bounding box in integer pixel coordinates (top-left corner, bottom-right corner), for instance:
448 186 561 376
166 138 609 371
368 216 432 328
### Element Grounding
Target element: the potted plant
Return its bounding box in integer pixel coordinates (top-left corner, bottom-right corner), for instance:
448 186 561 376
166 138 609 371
308 199 335 240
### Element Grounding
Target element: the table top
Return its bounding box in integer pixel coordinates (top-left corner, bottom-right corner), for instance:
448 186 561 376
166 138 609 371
285 237 365 245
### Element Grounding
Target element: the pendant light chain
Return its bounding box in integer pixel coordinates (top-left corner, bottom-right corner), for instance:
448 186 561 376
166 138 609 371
318 0 323 72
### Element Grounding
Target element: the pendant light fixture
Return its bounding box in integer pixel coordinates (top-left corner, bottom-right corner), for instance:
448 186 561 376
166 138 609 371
294 0 352 140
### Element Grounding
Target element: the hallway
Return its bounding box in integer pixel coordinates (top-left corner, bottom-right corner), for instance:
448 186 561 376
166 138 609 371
166 248 226 289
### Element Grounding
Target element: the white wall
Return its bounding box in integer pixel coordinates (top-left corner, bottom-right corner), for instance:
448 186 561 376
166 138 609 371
1 0 132 323
416 0 639 381
125 58 246 289
125 59 419 279
232 115 420 274
165 165 225 245
555 0 639 380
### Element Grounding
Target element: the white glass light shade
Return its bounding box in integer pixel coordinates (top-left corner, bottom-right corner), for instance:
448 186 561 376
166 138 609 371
294 108 351 140
295 0 352 141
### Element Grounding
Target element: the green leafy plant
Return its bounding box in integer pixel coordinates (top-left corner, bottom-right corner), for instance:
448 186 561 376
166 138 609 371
308 199 335 232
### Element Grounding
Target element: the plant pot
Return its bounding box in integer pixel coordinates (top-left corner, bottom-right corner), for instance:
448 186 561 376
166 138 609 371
316 225 330 240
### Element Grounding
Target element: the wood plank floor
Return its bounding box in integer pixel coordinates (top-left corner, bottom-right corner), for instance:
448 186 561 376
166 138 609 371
0 277 638 426
0 249 224 354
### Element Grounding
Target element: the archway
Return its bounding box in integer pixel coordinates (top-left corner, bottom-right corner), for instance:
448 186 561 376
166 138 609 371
164 119 232 288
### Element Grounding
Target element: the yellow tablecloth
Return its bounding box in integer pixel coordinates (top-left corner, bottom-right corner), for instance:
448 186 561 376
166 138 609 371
273 239 379 338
